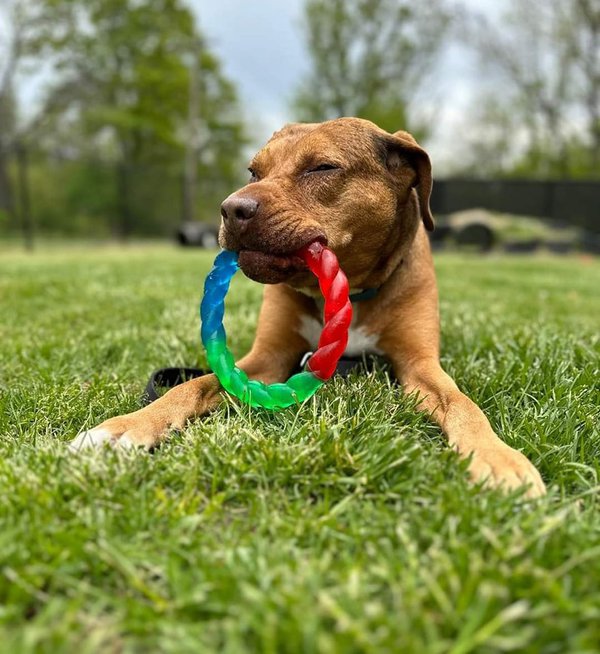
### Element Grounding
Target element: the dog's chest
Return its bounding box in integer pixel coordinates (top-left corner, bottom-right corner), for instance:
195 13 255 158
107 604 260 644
297 310 382 357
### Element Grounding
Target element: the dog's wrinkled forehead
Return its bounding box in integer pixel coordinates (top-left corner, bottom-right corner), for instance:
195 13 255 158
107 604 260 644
250 119 382 175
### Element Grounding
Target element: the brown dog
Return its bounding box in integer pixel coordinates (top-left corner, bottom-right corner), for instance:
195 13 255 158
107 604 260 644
70 118 546 498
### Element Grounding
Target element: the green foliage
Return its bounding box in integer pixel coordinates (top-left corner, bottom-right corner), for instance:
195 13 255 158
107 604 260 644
0 246 599 652
25 159 117 237
0 209 10 230
510 140 600 181
26 0 196 156
0 82 16 148
292 0 451 137
1 0 247 238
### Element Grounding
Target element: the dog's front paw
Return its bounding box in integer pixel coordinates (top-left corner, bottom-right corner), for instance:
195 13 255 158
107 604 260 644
69 410 175 452
467 440 546 499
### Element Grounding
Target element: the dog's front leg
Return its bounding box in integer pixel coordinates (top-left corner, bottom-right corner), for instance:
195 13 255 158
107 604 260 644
376 253 545 497
397 357 546 498
69 285 312 451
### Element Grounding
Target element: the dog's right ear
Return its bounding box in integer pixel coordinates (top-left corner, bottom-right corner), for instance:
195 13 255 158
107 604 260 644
379 130 434 231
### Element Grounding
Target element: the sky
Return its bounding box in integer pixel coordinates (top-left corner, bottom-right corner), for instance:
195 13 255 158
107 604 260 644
190 0 506 173
190 0 308 143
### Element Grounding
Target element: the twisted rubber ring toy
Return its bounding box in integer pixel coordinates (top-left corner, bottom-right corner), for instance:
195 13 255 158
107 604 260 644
200 242 352 409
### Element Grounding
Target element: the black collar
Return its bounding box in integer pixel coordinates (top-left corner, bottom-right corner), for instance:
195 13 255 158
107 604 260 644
348 256 404 303
348 287 379 303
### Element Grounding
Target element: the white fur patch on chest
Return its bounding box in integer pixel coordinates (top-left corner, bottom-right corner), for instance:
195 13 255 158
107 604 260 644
298 313 382 357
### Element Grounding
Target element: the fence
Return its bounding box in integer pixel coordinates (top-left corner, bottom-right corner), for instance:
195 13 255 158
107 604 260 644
431 179 600 234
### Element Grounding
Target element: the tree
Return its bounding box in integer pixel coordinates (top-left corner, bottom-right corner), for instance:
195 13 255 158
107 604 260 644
29 0 247 236
0 0 59 247
292 0 452 137
0 79 16 221
463 0 600 178
1 0 247 239
0 1 36 239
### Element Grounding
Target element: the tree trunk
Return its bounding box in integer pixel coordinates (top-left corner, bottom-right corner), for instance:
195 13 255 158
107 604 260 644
0 145 14 220
183 49 200 224
15 143 34 251
115 161 132 240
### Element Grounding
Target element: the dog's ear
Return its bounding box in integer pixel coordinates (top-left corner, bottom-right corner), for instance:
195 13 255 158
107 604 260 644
379 130 434 231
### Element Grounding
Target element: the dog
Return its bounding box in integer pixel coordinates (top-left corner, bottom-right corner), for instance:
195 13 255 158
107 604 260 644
70 117 546 498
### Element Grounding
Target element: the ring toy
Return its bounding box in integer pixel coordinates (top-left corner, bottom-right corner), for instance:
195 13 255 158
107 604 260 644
200 242 352 409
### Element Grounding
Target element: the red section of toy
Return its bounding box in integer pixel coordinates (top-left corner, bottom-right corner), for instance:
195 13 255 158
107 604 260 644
298 242 353 380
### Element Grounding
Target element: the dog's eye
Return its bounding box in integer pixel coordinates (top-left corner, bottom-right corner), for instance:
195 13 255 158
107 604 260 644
248 168 259 183
307 163 340 174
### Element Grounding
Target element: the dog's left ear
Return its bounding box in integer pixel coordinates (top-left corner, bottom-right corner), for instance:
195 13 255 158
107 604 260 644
380 130 434 231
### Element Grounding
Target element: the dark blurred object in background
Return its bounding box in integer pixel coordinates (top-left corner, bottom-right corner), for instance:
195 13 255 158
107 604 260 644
430 179 600 253
177 221 219 248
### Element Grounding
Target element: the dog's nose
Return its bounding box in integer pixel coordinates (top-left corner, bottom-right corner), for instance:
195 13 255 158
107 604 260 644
221 196 259 223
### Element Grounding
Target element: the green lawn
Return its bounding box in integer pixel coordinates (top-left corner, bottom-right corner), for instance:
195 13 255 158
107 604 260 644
0 245 599 654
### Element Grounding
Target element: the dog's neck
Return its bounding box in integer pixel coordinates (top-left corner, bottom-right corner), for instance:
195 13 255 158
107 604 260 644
294 255 405 304
358 194 420 289
294 284 383 302
293 195 420 302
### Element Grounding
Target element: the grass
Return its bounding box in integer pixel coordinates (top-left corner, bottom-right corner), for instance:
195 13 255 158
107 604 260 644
0 244 599 654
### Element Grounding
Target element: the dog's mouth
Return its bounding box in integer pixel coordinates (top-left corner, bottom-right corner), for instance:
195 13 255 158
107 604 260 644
238 250 304 282
236 234 327 284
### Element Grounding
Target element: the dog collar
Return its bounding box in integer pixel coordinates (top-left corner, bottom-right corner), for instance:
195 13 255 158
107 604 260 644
348 287 379 303
296 285 380 303
348 255 404 302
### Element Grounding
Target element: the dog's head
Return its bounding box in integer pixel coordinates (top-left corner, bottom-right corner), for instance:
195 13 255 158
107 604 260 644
219 117 433 288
